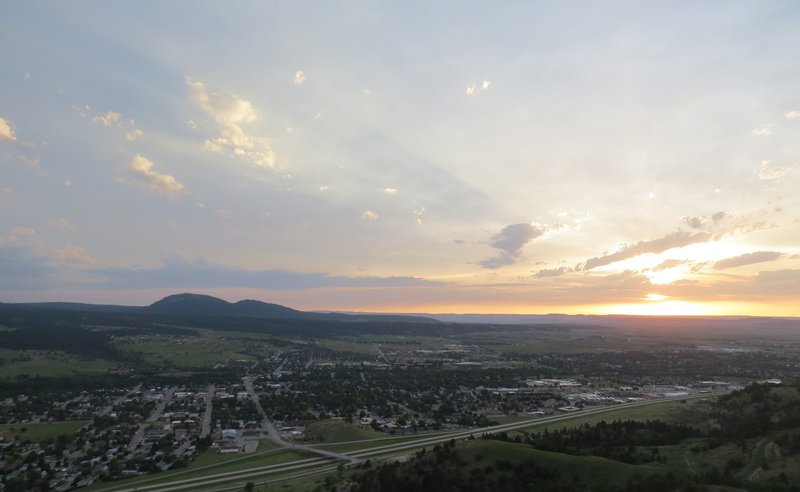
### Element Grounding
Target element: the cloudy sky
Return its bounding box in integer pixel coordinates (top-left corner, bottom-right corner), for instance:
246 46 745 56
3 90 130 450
2 1 799 316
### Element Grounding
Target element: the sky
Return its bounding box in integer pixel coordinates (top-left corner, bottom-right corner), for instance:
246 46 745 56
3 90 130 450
1 1 799 316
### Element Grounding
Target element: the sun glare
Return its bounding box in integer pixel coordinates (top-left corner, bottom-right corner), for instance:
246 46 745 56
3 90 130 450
601 300 714 316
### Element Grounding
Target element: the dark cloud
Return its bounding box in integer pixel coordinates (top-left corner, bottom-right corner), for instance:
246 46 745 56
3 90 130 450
89 254 439 290
711 211 727 223
0 244 57 288
581 230 712 271
534 267 571 278
480 223 545 269
713 251 784 270
681 216 705 229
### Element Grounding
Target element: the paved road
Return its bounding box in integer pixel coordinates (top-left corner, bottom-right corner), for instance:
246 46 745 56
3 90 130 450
99 384 142 417
200 384 215 438
373 344 389 364
242 376 360 463
128 386 174 452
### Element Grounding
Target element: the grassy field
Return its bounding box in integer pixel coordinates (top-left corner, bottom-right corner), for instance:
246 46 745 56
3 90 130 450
0 349 114 378
513 397 713 434
302 419 383 443
0 420 89 441
112 331 257 368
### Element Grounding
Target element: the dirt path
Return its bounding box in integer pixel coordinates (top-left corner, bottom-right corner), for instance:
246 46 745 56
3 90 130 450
683 451 697 474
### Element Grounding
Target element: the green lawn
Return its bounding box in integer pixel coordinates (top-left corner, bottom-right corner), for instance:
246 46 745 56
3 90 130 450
0 420 89 441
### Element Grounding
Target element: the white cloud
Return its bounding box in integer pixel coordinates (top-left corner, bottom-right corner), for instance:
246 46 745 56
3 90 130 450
758 160 794 180
480 222 545 269
0 117 17 141
383 187 398 195
466 78 492 96
362 210 379 221
126 128 144 141
186 77 276 168
785 111 799 119
751 124 772 136
293 70 306 85
93 111 122 126
123 154 185 196
319 185 329 192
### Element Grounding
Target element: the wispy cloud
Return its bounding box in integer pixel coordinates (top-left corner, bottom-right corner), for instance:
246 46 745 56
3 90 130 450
13 226 36 236
382 187 398 195
47 218 76 232
52 244 94 264
186 77 276 168
480 223 545 269
581 230 712 271
0 116 17 141
293 70 306 85
713 251 783 270
213 208 233 221
125 128 144 141
122 154 185 196
785 111 799 119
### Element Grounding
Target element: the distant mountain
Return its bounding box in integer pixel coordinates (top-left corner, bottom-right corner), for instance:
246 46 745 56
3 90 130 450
0 294 438 324
148 293 305 318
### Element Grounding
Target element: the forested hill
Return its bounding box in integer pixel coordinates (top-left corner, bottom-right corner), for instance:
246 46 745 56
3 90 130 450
0 293 438 324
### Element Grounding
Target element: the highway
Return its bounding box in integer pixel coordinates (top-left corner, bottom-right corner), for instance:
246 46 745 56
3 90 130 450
109 390 725 492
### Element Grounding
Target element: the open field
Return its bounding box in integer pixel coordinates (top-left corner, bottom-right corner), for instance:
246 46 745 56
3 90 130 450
0 348 114 378
112 331 258 368
302 419 382 443
0 420 89 441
